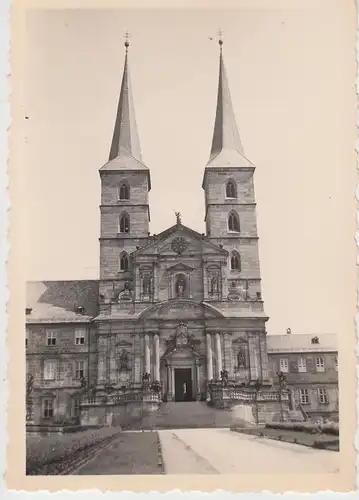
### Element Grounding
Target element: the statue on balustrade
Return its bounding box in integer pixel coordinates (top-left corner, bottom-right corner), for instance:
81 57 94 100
220 369 229 386
142 372 151 391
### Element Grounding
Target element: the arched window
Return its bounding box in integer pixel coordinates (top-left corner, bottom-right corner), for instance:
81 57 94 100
119 252 129 272
119 182 130 201
119 213 130 233
230 251 241 270
226 180 237 198
228 211 240 232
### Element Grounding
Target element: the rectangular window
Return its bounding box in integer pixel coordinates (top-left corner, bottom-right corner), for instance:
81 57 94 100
43 360 56 380
75 329 86 345
75 360 85 379
318 388 329 404
315 357 325 372
43 399 54 418
298 357 307 372
47 331 57 346
73 397 81 417
299 388 309 405
334 356 338 371
279 358 289 373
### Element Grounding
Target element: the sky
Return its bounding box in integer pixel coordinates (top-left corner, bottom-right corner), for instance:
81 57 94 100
22 7 356 334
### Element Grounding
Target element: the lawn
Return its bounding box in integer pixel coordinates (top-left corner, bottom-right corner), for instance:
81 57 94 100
231 426 339 451
26 426 122 475
75 431 164 475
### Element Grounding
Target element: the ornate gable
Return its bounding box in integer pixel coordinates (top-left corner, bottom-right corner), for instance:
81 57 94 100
133 224 227 259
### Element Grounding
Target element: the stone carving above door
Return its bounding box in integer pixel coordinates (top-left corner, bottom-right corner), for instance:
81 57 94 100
163 322 201 357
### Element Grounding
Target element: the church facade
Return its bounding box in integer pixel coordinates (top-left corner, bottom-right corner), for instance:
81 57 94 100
26 39 308 429
96 38 271 404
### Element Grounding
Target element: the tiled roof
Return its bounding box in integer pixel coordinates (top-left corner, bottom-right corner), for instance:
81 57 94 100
26 280 99 323
267 333 337 353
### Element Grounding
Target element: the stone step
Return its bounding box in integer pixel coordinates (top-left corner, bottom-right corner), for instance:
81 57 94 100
127 401 248 430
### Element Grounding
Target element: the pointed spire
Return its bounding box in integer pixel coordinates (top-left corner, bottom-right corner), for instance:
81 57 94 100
108 37 143 163
207 38 251 168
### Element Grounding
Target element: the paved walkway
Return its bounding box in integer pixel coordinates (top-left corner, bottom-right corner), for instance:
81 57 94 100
158 428 340 474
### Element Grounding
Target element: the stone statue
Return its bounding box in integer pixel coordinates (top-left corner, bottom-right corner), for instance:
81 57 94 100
118 281 132 302
176 276 186 297
220 369 229 386
142 276 151 294
211 277 219 294
175 211 182 225
237 348 246 368
118 349 129 370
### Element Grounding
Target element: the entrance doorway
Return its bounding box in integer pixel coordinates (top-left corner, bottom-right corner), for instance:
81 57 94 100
174 368 193 402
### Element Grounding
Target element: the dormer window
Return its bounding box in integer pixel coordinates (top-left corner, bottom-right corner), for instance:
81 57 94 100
75 305 85 315
226 180 237 198
25 307 32 316
311 336 319 344
118 182 130 201
228 211 240 232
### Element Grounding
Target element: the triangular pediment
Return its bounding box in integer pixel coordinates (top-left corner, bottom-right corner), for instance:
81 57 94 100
133 224 227 258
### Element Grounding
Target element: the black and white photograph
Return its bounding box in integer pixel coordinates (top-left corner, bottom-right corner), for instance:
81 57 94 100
7 3 356 492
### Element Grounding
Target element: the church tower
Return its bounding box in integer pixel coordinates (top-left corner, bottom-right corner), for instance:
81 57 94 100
203 39 262 302
99 40 151 300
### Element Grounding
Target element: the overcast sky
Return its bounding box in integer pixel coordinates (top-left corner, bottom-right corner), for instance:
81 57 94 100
23 7 355 334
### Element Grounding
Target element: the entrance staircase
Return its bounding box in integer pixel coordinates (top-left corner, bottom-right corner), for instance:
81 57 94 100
126 402 247 430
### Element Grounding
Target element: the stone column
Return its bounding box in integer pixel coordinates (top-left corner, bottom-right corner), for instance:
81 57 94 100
196 361 201 399
206 333 213 380
171 367 175 396
167 363 173 401
144 334 151 375
97 337 106 384
135 267 141 302
223 333 234 378
109 336 117 384
154 334 160 381
134 333 141 384
153 264 158 301
216 333 223 378
248 335 259 380
259 333 269 380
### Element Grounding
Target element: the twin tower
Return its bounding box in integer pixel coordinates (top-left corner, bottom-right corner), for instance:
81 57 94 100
98 39 262 308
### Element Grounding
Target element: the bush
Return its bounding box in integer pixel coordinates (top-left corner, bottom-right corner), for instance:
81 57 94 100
26 427 122 474
266 421 339 436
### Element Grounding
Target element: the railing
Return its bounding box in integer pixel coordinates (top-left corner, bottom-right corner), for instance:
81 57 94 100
81 390 161 406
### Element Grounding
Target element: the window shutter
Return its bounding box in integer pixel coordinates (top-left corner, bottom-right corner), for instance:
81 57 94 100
289 360 298 372
306 356 314 371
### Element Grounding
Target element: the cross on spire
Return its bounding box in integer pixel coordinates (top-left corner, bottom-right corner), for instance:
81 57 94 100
124 30 131 52
217 28 224 50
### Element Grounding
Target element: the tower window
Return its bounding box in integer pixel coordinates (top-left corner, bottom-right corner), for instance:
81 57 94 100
230 251 241 270
119 213 130 233
119 252 129 272
226 180 237 198
228 211 240 232
119 182 130 201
